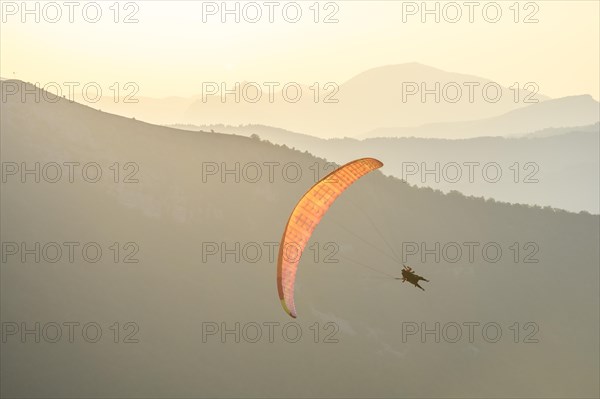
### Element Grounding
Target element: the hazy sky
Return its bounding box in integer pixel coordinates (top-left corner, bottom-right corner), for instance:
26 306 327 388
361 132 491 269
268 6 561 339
1 0 598 99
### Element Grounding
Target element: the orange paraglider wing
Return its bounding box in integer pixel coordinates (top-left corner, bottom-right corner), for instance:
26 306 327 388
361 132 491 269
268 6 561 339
276 158 384 318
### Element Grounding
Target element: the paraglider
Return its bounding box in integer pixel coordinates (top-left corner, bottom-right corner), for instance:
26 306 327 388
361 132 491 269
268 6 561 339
398 265 429 291
276 158 383 318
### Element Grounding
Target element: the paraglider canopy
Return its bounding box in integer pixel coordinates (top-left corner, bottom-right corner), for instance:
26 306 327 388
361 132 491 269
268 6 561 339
276 158 383 318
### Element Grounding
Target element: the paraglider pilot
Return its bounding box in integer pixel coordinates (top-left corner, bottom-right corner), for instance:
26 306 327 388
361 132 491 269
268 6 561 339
398 265 429 291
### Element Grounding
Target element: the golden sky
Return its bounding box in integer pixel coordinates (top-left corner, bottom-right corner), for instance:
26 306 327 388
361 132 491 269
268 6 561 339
1 0 598 99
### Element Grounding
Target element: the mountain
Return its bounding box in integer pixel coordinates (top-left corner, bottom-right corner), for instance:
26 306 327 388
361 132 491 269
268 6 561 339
514 122 600 138
2 80 598 398
359 95 600 139
167 123 324 149
79 63 547 138
183 63 548 137
174 123 600 213
76 94 199 126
